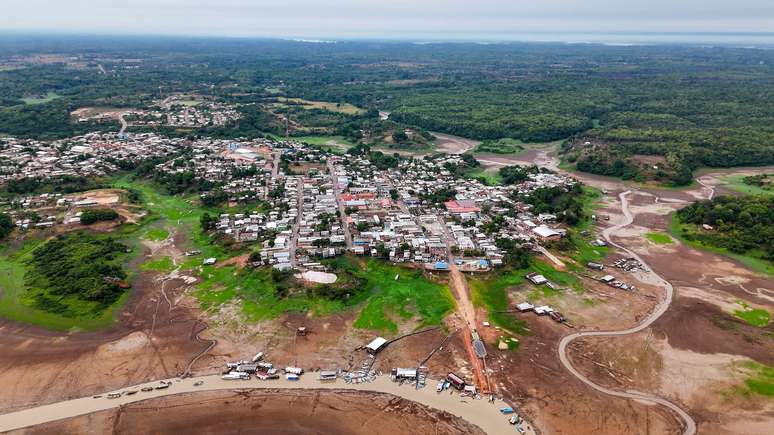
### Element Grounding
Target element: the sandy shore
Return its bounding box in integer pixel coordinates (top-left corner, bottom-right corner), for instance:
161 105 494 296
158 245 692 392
12 389 486 435
0 375 533 435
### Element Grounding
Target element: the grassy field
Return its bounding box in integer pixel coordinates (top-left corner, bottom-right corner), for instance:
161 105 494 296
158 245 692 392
645 232 674 245
669 215 774 276
721 175 774 196
140 256 175 273
567 187 609 265
474 138 525 154
195 266 345 320
276 97 365 115
469 267 528 334
737 361 774 397
193 257 455 332
142 228 169 241
350 258 455 332
469 258 575 335
292 135 353 149
733 302 771 327
111 176 233 267
21 92 60 105
465 167 502 186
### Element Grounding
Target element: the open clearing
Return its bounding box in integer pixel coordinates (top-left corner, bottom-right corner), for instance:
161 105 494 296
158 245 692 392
275 97 365 115
21 92 60 105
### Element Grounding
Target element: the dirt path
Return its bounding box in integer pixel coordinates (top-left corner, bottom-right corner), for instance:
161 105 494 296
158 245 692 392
118 113 128 135
557 191 696 435
0 374 533 435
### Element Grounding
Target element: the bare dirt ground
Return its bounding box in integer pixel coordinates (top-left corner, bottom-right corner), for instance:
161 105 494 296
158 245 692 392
432 132 480 155
560 185 774 434
479 144 774 434
10 389 484 435
0 234 207 413
490 314 682 435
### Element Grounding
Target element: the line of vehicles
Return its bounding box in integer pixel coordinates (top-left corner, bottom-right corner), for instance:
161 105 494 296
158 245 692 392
221 351 306 381
96 380 177 400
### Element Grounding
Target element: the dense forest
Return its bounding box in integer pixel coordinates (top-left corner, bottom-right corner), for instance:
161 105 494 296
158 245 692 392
676 195 774 261
2 35 774 184
25 232 130 316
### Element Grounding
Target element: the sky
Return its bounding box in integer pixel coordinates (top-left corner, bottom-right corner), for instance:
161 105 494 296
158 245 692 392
2 0 774 40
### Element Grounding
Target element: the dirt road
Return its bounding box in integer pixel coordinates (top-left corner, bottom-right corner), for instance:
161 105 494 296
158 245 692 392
0 374 532 435
118 113 128 135
557 191 696 435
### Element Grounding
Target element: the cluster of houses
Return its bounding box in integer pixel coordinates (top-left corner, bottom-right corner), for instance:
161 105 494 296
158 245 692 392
117 98 241 129
3 129 581 277
156 139 273 188
1 190 121 231
318 152 577 272
0 132 179 185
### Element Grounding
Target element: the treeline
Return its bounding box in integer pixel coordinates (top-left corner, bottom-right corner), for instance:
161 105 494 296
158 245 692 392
677 195 774 260
1 175 107 196
26 232 130 315
4 37 774 185
80 208 119 225
0 213 12 239
520 183 585 225
499 165 545 185
348 144 400 169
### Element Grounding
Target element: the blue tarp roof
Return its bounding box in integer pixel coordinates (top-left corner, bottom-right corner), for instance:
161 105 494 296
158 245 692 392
435 261 449 269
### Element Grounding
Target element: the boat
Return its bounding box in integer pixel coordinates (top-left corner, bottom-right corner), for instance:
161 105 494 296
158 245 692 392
499 407 514 414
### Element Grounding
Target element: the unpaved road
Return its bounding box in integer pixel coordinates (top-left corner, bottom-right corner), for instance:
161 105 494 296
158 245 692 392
118 113 128 135
557 191 696 435
0 374 532 435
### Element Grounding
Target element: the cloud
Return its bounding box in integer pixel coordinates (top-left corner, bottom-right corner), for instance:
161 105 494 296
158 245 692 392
2 0 773 38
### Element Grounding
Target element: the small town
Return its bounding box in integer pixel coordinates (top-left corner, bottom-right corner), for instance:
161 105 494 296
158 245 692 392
1 132 579 276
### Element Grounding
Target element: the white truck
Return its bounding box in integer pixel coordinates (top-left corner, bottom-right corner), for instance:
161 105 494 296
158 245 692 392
222 371 250 380
284 366 304 375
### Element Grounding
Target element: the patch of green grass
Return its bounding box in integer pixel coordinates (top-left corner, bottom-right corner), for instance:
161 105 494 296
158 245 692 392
465 167 502 186
351 258 455 333
193 257 454 331
669 214 774 276
645 232 674 245
721 175 774 196
111 176 234 265
531 258 583 293
734 302 771 327
143 228 169 241
470 267 528 334
471 258 581 334
474 138 525 154
21 92 60 105
276 97 365 115
140 256 175 273
738 361 774 397
569 234 609 265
